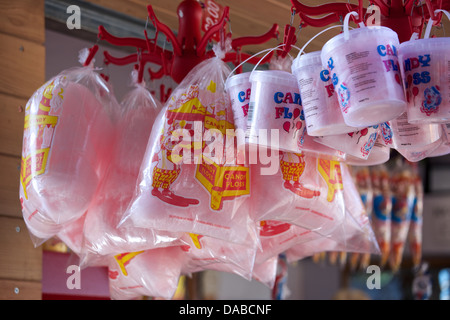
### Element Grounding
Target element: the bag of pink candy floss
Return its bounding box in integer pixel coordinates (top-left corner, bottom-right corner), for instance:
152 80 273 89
256 163 379 265
122 40 257 246
81 71 184 264
108 247 184 300
250 151 346 238
20 48 117 245
179 231 258 282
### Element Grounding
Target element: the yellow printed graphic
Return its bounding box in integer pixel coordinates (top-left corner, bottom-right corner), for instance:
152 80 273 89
169 97 209 116
280 158 305 183
58 87 64 100
318 159 343 202
189 233 203 249
195 156 249 210
207 80 216 93
24 115 58 129
114 251 145 276
39 81 55 112
20 148 50 200
152 167 181 189
204 116 234 135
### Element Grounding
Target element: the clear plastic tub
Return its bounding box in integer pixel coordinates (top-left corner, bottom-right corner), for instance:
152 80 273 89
291 50 357 136
400 37 450 123
390 112 442 149
248 70 303 153
321 25 406 127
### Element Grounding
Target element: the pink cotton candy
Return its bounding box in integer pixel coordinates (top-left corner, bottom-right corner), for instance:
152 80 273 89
321 24 406 127
250 152 345 237
256 221 320 264
56 213 87 256
284 164 380 263
179 231 258 281
123 56 257 246
82 81 184 263
252 255 279 289
20 66 117 244
108 247 184 300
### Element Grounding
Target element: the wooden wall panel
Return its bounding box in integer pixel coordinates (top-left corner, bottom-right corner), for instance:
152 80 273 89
0 0 45 45
0 33 45 100
0 155 21 218
0 0 46 301
0 93 26 157
0 279 41 300
0 216 42 281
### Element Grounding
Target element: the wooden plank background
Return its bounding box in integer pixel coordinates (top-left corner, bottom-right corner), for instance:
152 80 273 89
0 0 45 300
84 0 450 55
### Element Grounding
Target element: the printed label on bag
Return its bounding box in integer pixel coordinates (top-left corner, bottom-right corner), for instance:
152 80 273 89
195 156 250 211
20 79 62 199
317 159 343 202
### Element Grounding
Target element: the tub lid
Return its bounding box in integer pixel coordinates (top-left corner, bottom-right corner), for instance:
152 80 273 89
291 50 322 71
399 37 450 54
249 70 298 87
225 72 251 91
321 26 399 60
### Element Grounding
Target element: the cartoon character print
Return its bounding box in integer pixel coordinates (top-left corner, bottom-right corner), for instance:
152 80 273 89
282 109 304 134
348 128 368 144
338 82 351 113
150 85 202 207
259 220 291 237
279 152 320 199
380 122 393 146
361 132 378 157
421 86 442 116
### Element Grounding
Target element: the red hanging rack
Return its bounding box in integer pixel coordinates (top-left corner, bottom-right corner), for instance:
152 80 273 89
291 0 450 43
96 0 279 84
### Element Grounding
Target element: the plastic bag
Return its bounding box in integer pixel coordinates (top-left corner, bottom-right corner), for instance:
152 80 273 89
81 72 183 263
108 247 184 300
252 255 279 289
389 161 415 272
285 164 380 263
250 151 345 237
20 51 118 244
369 164 392 267
56 213 87 256
408 167 424 268
256 221 322 265
123 41 257 245
349 166 374 270
258 163 379 265
180 231 257 281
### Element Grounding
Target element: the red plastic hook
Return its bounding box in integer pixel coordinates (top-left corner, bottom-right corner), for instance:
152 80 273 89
83 44 98 67
231 23 279 50
147 5 181 56
298 12 341 28
290 0 359 17
197 6 230 56
98 25 148 50
279 24 297 58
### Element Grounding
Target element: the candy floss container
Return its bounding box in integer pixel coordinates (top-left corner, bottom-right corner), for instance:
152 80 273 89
248 70 303 153
399 31 450 123
225 72 251 150
390 112 442 149
291 50 356 136
345 136 391 166
321 14 406 128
